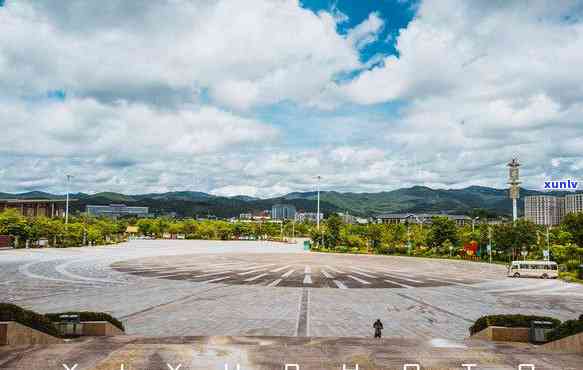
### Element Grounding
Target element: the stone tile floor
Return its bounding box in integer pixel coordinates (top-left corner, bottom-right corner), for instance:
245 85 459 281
1 240 582 342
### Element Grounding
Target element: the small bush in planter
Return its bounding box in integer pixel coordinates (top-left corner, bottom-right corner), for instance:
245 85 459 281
469 314 561 336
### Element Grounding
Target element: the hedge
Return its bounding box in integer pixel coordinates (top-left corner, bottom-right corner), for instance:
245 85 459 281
0 303 60 338
547 319 583 342
45 311 125 332
0 303 125 337
469 314 561 335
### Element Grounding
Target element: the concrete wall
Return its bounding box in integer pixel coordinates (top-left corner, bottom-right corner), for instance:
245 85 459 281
81 321 125 337
542 332 583 353
471 326 530 343
0 321 62 346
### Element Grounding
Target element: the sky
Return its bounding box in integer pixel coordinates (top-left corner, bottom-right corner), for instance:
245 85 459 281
1 0 583 197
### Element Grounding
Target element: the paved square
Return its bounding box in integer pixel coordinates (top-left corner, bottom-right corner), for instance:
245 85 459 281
1 240 582 342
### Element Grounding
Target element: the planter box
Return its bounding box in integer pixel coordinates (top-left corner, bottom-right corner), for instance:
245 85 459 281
80 321 125 337
0 321 62 346
542 332 583 353
471 326 530 343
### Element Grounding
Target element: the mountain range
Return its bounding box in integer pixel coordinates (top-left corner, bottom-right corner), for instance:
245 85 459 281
2 186 582 219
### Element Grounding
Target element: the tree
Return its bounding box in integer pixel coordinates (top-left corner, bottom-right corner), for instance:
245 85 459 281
366 223 383 253
562 213 583 248
427 216 458 250
493 220 537 260
323 214 342 248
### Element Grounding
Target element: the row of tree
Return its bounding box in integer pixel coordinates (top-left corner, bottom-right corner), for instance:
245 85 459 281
0 210 311 247
311 213 583 270
0 209 127 248
2 208 582 273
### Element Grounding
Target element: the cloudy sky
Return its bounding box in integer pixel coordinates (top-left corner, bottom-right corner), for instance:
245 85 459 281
1 0 582 197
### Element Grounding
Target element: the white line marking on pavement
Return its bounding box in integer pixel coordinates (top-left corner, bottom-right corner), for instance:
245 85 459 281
304 266 311 274
350 270 376 278
303 274 313 284
347 275 371 285
351 267 377 274
334 280 348 289
325 265 345 274
383 279 412 288
192 271 232 278
427 278 474 288
282 269 295 278
238 269 265 276
383 273 423 284
271 265 293 273
150 273 194 279
245 273 268 282
267 279 282 287
200 276 231 283
321 270 334 279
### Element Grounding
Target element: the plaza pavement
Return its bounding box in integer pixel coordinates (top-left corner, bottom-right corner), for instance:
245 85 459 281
2 335 583 370
1 240 582 342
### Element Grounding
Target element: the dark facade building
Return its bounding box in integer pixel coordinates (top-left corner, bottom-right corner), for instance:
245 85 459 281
86 204 149 218
376 213 471 226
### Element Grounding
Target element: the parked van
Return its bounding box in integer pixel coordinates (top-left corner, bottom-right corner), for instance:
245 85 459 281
508 261 558 279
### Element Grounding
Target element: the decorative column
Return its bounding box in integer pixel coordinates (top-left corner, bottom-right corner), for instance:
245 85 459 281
507 158 521 222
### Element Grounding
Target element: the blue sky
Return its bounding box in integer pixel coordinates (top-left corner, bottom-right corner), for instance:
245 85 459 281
1 1 582 197
301 0 416 58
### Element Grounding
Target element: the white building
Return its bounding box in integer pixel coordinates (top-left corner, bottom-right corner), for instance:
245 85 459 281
271 204 296 220
524 195 562 226
295 212 323 223
565 194 583 215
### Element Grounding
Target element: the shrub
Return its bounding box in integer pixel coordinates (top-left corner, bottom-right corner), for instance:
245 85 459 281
469 314 561 335
45 311 125 332
547 319 583 342
0 302 60 337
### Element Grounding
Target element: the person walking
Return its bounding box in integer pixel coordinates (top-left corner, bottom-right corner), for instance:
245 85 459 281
373 319 383 338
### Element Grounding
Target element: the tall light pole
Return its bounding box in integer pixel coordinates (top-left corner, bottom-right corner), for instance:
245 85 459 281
316 175 322 231
546 226 550 261
65 174 73 225
507 158 521 222
472 217 480 233
488 226 493 264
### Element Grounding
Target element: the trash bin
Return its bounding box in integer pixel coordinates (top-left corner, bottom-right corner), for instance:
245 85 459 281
578 264 583 280
56 314 82 337
529 321 555 343
303 240 311 251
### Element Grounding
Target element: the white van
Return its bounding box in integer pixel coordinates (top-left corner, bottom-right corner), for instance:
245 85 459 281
508 260 558 279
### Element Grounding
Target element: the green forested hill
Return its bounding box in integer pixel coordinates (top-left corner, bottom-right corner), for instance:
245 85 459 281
2 186 581 218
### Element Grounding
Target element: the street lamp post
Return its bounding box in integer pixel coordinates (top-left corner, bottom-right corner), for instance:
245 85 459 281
472 217 480 233
488 226 493 264
546 226 550 261
406 223 411 255
65 174 73 225
316 175 321 231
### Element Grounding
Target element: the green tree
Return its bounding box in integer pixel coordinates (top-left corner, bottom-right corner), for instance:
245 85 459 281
427 216 458 250
323 214 342 248
562 213 583 248
493 220 537 260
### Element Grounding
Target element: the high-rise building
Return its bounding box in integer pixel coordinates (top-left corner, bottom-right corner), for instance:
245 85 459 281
524 195 562 226
271 204 296 220
565 194 583 215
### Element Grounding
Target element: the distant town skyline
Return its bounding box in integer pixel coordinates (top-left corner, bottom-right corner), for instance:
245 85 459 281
1 1 582 197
